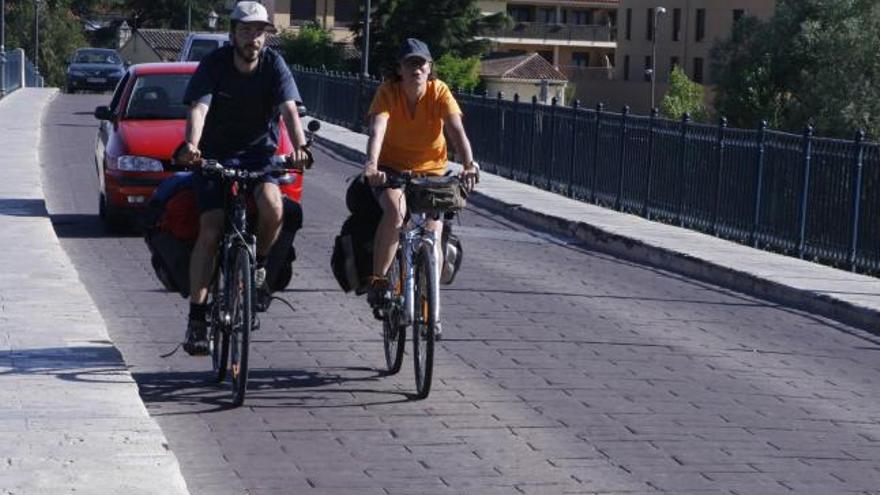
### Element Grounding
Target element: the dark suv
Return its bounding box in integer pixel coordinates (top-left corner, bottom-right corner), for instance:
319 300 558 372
66 48 126 93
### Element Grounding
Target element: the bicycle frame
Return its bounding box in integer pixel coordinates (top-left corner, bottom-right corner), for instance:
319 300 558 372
394 212 439 328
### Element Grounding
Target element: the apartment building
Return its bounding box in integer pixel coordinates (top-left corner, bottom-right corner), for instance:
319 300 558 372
477 0 619 77
264 0 359 43
612 0 775 111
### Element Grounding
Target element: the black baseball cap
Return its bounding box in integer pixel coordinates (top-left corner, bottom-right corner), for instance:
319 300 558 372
397 38 433 62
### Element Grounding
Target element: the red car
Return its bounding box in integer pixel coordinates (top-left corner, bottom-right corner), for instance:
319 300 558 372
93 62 300 231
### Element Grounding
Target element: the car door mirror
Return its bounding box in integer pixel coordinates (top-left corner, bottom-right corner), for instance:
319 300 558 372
94 105 113 121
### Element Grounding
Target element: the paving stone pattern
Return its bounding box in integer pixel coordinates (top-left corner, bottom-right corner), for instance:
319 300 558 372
40 94 880 494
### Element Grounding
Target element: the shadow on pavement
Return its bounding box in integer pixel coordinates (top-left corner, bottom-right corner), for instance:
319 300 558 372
0 198 48 217
50 213 140 239
134 366 414 414
0 344 134 384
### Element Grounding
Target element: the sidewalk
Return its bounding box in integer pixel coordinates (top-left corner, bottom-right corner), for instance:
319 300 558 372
312 118 880 334
0 89 189 494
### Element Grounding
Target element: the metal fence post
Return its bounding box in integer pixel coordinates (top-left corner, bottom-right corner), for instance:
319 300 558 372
511 93 520 179
797 125 814 259
615 106 630 211
495 91 504 175
527 95 538 185
591 102 604 204
676 112 691 226
567 99 580 198
751 120 768 247
548 97 558 188
712 117 728 235
643 107 658 218
848 130 866 271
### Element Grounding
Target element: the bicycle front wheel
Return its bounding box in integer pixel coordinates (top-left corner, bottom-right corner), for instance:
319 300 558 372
209 276 229 383
412 244 437 399
228 244 253 407
383 254 405 374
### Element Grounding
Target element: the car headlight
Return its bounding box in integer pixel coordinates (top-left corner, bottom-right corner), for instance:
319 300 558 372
117 155 164 172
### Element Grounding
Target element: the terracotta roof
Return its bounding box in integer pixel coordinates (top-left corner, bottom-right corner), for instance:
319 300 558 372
135 28 282 61
136 29 189 61
480 53 568 82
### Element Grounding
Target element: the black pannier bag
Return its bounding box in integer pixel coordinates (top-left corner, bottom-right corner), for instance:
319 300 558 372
331 176 381 294
145 172 302 298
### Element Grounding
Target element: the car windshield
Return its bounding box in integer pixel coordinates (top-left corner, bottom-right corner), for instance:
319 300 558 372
125 73 192 120
74 50 121 65
187 39 224 62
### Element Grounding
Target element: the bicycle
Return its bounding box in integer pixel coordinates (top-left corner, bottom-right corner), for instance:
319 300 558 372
202 144 315 406
376 172 466 399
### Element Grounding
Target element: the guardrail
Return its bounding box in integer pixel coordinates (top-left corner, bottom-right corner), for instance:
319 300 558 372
1 49 43 98
292 66 880 275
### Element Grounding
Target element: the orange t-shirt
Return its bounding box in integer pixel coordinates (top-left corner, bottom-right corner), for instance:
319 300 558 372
368 79 462 175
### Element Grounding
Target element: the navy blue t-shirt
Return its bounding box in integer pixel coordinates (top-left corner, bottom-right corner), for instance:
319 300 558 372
183 46 301 161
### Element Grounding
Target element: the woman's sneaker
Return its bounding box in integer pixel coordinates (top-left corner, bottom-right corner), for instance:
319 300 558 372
183 318 210 356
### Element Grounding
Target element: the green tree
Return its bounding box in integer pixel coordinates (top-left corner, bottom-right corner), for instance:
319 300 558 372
712 0 880 138
433 53 480 92
279 22 346 70
351 0 507 78
4 0 89 88
660 66 707 121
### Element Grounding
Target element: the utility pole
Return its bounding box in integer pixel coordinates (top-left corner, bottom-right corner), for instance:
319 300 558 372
1 0 6 97
187 0 192 32
650 6 666 110
34 0 41 83
361 0 370 77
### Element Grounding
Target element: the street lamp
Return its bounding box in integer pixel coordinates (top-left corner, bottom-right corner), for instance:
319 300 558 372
361 0 371 77
650 6 667 110
187 0 191 32
34 0 41 83
1 0 6 97
208 10 219 31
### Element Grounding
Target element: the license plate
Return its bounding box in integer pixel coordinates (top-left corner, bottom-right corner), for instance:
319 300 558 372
87 77 106 83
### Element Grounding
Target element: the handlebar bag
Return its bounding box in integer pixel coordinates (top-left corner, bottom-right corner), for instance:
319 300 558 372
406 178 468 213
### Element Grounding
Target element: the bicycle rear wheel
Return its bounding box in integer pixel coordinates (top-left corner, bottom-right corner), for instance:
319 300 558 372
383 254 405 374
228 244 252 407
209 276 229 383
412 244 437 399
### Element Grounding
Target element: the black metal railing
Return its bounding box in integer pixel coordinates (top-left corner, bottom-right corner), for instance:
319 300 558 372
481 22 617 43
293 67 880 274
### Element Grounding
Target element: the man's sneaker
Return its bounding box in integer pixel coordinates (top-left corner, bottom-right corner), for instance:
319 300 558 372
367 276 390 308
254 266 271 312
183 319 210 356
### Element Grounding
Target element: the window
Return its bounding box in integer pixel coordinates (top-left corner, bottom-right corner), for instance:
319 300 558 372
569 9 591 25
623 54 630 81
572 52 590 67
334 0 359 27
673 8 681 41
644 56 653 82
290 0 316 24
625 8 632 40
669 56 680 78
693 57 704 83
646 8 654 40
733 9 745 25
125 74 193 120
539 7 557 24
508 6 532 23
695 8 706 41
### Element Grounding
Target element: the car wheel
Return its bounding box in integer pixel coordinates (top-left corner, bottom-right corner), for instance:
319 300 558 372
99 193 127 234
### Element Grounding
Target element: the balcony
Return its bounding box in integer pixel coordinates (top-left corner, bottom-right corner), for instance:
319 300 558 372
480 22 617 47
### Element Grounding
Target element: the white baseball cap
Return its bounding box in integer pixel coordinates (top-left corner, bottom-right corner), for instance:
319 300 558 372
231 1 277 33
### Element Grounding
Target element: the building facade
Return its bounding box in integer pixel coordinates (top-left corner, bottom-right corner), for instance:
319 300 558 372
611 0 775 111
477 0 618 77
268 0 359 43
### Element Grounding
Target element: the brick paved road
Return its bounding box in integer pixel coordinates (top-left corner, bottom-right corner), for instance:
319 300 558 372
40 94 880 494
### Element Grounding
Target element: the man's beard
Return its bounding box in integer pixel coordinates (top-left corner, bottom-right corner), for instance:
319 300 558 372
234 43 259 63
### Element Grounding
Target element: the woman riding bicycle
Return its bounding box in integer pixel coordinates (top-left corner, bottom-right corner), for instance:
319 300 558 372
363 38 479 336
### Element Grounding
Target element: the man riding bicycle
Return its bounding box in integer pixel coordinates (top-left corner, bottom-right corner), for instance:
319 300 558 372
177 1 311 356
363 38 479 338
